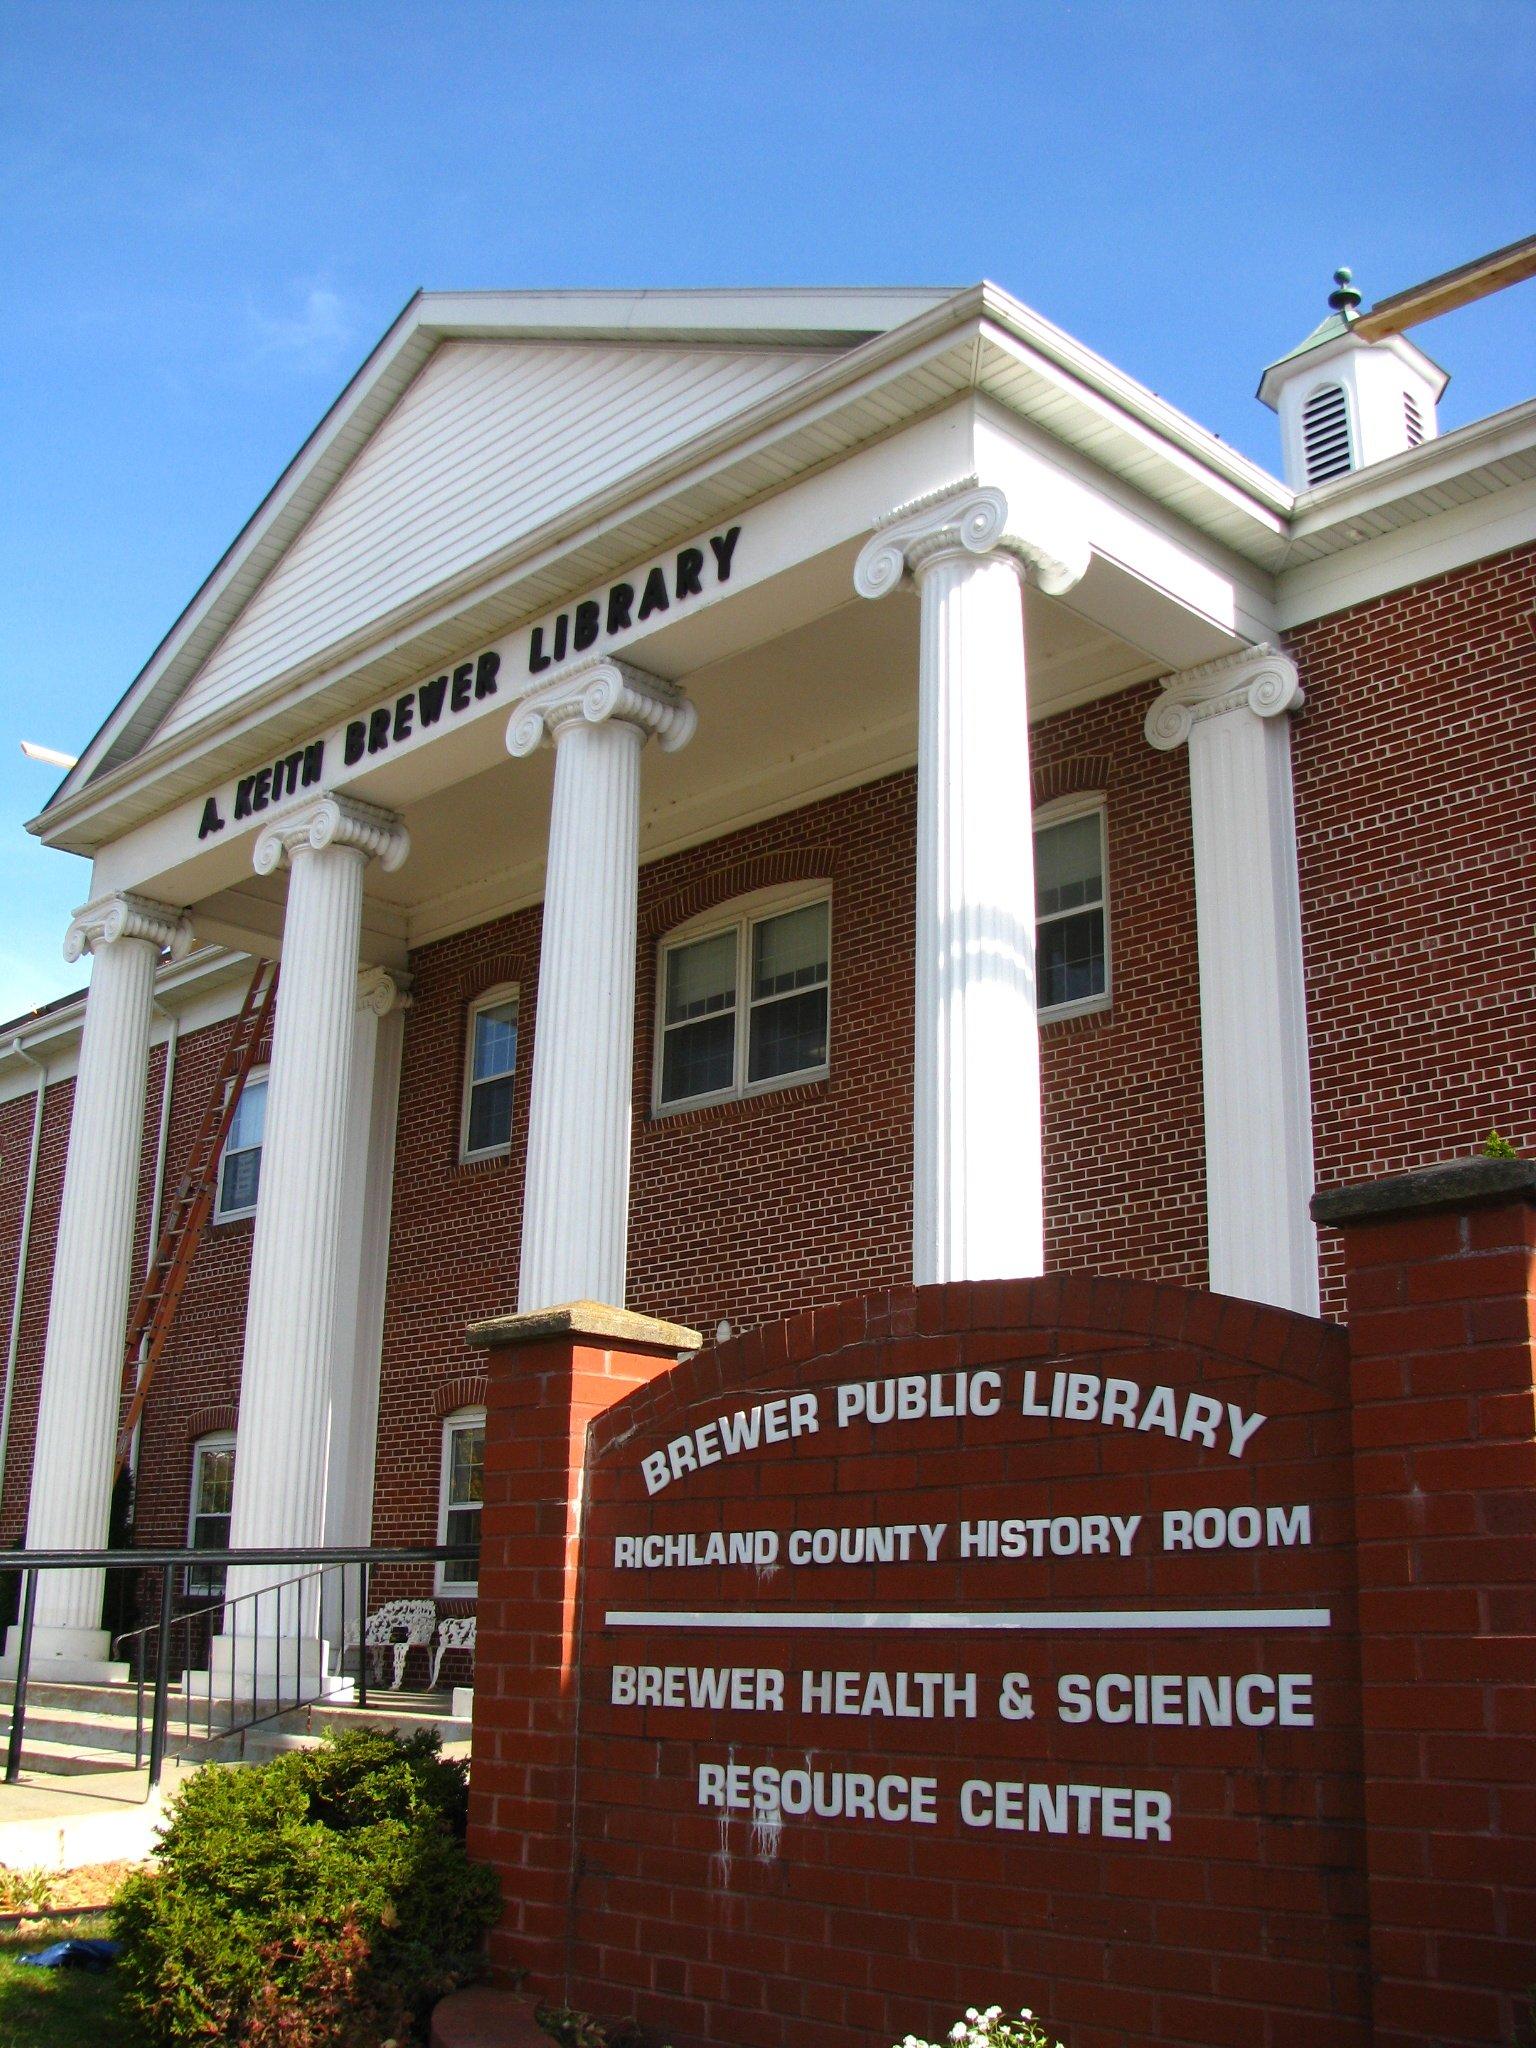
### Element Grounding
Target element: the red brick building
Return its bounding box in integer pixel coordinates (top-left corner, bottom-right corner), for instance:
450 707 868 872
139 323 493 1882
0 279 1530 1693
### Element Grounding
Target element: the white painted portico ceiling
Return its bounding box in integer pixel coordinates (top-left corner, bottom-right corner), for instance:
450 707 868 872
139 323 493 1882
35 283 1535 861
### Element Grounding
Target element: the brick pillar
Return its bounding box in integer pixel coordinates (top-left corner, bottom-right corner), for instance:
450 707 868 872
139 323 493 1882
1313 1158 1536 2048
463 1300 701 1998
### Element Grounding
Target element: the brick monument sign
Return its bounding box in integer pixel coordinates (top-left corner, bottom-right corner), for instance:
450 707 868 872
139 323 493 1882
461 1160 1536 2048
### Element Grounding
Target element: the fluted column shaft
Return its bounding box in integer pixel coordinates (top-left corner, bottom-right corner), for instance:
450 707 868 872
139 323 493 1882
24 896 190 1660
913 547 1042 1283
855 480 1090 1286
1146 648 1318 1314
509 659 695 1312
223 798 407 1637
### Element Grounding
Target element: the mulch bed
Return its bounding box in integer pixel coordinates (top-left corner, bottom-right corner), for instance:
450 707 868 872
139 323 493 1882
1 1859 145 1919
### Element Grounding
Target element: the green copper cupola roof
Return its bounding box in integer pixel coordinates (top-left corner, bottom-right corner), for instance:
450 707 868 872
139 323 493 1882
1259 268 1364 387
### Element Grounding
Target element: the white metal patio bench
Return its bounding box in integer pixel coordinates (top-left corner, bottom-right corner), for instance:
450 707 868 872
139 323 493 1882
344 1598 438 1690
430 1612 476 1692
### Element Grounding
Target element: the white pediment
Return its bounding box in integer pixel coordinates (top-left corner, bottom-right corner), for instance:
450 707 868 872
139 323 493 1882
155 337 836 746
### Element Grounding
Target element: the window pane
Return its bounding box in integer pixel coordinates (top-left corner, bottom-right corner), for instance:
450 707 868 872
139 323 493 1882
220 1144 261 1215
748 987 829 1083
466 1073 514 1154
661 1013 736 1103
1036 814 1103 919
196 1446 235 1516
448 1425 484 1507
227 1076 267 1154
442 1504 480 1585
665 932 737 1024
1038 907 1106 1009
192 1511 231 1554
752 903 828 1000
472 1001 517 1083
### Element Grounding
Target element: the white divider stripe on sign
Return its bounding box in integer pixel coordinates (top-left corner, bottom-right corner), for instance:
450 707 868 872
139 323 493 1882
603 1608 1332 1631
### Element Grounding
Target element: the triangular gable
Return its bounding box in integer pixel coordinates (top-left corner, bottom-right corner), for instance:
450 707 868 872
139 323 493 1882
154 337 837 747
47 289 957 811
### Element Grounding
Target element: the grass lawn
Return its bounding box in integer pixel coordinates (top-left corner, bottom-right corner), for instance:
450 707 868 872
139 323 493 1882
0 1914 126 2047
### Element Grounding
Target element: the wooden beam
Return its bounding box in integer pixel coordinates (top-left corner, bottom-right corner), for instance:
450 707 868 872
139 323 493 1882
1354 234 1536 340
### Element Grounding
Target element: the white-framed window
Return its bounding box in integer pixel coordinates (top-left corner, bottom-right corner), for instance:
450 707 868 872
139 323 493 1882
654 887 831 1114
437 1409 485 1595
459 986 519 1161
214 1071 268 1222
186 1432 236 1598
1035 798 1110 1019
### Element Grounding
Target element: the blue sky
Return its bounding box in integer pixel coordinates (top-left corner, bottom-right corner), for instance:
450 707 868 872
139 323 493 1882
2 0 1532 1023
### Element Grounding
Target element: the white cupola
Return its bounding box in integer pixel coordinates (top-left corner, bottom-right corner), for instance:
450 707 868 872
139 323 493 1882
1258 268 1449 491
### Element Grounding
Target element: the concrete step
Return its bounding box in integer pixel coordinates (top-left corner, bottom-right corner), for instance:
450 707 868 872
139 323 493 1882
0 1679 470 1775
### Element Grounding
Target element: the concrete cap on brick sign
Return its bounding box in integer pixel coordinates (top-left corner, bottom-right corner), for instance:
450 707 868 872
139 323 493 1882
464 1297 703 1353
1311 1155 1536 1226
430 1985 547 2047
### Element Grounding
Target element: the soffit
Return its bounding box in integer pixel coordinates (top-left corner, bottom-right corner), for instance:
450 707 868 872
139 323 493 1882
1276 398 1536 566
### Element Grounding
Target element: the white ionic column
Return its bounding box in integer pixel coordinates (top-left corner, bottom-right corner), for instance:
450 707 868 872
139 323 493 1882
11 894 192 1682
1145 645 1318 1314
320 967 409 1651
508 658 695 1312
856 480 1089 1286
215 797 407 1695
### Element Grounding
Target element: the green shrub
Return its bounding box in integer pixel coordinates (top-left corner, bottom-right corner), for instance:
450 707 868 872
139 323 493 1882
111 1727 500 2046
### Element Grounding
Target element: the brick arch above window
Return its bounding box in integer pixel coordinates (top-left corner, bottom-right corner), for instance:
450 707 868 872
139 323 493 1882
432 1373 488 1421
1033 756 1113 808
185 1403 238 1446
445 951 534 1012
640 847 840 942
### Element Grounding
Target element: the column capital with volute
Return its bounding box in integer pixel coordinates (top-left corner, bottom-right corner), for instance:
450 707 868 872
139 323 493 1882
1143 643 1304 752
854 475 1091 602
252 793 410 876
63 891 194 965
355 965 412 1018
506 655 696 759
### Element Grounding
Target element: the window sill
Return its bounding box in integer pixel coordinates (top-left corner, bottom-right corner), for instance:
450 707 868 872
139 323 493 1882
1040 997 1112 1035
457 1146 513 1173
649 1071 831 1127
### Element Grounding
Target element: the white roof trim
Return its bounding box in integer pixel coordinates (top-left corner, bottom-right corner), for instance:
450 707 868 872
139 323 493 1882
37 283 1532 854
46 290 959 810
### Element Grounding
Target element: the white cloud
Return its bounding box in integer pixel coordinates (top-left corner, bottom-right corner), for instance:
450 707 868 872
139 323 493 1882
249 284 354 369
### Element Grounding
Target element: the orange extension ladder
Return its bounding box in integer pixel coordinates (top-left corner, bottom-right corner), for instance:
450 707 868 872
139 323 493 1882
112 958 279 1478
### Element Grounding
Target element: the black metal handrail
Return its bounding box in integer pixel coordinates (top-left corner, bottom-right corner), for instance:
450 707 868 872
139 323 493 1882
0 1544 475 1790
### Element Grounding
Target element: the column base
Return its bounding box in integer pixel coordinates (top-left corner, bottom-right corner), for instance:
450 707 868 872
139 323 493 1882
0 1624 130 1687
186 1632 350 1705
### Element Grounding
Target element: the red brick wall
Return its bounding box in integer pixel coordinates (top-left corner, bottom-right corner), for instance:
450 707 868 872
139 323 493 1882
0 1002 271 1595
373 679 1207 1552
1322 1180 1536 2048
369 903 540 1570
1289 541 1536 1316
128 1009 274 1556
2 543 1531 1569
0 1071 75 1548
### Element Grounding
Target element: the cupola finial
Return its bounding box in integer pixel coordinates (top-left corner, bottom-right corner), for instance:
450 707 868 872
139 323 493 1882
1328 266 1362 318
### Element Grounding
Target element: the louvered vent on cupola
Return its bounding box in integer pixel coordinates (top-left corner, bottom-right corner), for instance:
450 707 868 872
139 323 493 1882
1404 391 1425 446
1301 383 1354 484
